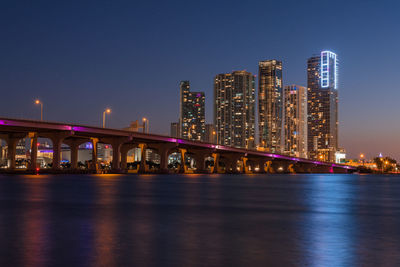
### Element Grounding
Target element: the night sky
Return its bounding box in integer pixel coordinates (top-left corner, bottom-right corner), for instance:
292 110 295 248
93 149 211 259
1 0 399 159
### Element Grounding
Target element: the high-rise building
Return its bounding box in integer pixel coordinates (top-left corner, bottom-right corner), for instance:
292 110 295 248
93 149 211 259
170 122 180 138
179 81 205 141
214 71 256 149
283 85 308 158
205 124 216 143
258 60 283 153
307 51 338 162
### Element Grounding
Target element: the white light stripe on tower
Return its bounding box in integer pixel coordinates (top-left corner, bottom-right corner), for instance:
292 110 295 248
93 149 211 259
320 51 337 89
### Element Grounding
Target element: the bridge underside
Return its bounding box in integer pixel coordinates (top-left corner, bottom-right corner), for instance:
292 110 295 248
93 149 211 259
0 118 354 174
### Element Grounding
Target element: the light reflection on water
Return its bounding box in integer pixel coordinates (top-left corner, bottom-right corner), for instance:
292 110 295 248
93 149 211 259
0 174 399 266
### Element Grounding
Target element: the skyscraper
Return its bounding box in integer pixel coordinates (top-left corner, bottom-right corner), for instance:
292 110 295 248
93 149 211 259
258 60 283 153
307 51 338 162
283 85 308 158
170 122 180 138
214 71 256 148
179 81 205 141
205 124 216 143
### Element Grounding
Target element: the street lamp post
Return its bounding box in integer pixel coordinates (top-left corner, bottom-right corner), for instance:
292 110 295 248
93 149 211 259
142 118 149 133
35 100 43 121
102 108 111 128
360 153 365 166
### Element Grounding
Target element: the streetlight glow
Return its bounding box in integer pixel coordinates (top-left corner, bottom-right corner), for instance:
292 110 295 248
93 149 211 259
34 99 43 121
102 108 111 128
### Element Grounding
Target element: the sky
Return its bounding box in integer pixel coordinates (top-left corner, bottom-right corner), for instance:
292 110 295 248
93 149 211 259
1 0 400 160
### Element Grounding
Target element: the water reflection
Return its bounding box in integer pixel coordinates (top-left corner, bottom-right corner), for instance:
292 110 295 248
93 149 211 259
301 174 356 266
21 177 50 267
92 176 118 267
0 174 400 266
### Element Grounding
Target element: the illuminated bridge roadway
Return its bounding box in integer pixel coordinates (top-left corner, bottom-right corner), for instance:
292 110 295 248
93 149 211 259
0 117 355 174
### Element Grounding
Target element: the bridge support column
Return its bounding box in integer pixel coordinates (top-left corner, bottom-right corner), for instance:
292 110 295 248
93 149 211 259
51 137 62 170
158 144 176 174
257 159 267 173
211 153 220 173
70 143 79 170
192 151 209 173
120 147 128 172
111 140 124 173
29 133 38 170
241 157 250 173
144 143 176 174
90 138 99 172
138 144 148 173
6 137 18 170
223 154 242 174
178 148 188 173
63 138 90 170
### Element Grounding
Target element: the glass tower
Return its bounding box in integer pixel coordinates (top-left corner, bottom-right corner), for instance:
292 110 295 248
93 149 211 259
283 85 308 158
214 71 256 149
179 81 205 141
258 60 283 153
307 51 338 162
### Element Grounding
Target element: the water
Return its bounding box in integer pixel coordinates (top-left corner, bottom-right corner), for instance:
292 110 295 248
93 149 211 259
0 174 399 267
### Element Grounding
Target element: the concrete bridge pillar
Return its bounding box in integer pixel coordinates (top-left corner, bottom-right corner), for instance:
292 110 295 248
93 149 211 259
178 148 188 173
110 139 124 173
192 151 209 173
257 159 267 173
138 143 148 173
222 154 242 174
120 147 128 171
63 138 90 170
211 153 220 173
70 143 79 170
50 137 63 170
158 144 177 174
90 138 99 172
6 137 19 170
147 143 177 174
29 133 38 170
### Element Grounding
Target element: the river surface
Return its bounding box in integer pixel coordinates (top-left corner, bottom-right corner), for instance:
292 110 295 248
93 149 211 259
0 174 399 266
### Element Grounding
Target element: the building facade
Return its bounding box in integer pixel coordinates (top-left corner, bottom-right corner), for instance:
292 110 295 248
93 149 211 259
179 81 206 141
214 71 256 149
258 60 283 153
307 51 338 162
283 85 308 158
205 124 216 143
170 122 180 138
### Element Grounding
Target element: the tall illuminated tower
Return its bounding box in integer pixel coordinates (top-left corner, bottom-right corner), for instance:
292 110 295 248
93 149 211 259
283 85 308 158
307 51 338 162
258 60 283 153
214 71 256 148
179 81 205 141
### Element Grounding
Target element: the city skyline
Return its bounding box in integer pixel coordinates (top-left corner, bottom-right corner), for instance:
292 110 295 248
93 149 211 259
1 0 400 160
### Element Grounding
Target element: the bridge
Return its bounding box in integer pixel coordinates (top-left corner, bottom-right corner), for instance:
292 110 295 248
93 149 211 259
0 117 354 174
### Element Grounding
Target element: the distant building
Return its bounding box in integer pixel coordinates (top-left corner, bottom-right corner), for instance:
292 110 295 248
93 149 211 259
283 85 307 158
335 148 346 164
124 120 146 133
179 81 205 141
214 71 256 149
170 122 180 138
205 124 216 143
258 60 283 153
307 51 339 162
